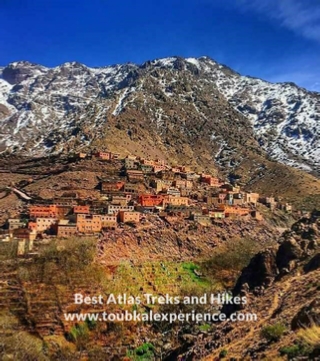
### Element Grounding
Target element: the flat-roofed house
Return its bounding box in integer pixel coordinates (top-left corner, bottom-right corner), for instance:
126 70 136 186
119 211 140 223
139 194 164 207
106 204 134 215
126 170 144 182
58 223 77 237
163 195 189 207
76 214 102 233
36 217 58 232
8 219 25 230
101 215 117 228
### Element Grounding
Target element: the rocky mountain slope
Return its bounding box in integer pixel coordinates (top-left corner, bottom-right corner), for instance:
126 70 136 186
0 56 319 176
178 210 320 360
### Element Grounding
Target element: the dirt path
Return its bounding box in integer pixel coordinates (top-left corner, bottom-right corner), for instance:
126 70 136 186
204 278 293 360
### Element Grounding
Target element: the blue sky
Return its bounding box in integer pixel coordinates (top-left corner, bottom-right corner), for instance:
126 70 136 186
1 0 319 91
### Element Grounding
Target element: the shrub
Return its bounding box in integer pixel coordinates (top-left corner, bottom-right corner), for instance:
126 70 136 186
279 345 301 359
279 340 313 359
261 323 287 342
127 342 155 360
219 349 228 358
66 323 90 351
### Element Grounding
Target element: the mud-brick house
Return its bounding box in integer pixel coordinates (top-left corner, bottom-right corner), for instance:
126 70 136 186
244 192 259 206
101 180 125 193
155 159 166 166
165 187 181 197
73 205 90 214
12 228 37 243
251 210 263 221
277 202 292 213
173 179 193 189
180 188 192 197
139 194 164 207
111 195 129 206
140 158 155 166
171 167 181 173
204 195 220 206
201 174 221 187
202 208 225 219
233 193 244 206
29 205 58 218
123 183 143 194
179 166 191 173
150 179 172 192
165 205 190 216
76 214 102 233
126 170 144 182
208 210 225 219
118 211 140 223
259 196 277 210
125 157 139 170
57 223 77 237
100 215 117 228
140 164 154 174
190 213 211 225
28 221 37 231
8 219 25 230
77 152 87 159
163 195 189 207
222 205 250 218
225 193 234 205
220 184 239 192
36 217 58 232
153 165 167 173
29 204 70 219
93 151 112 160
106 204 134 215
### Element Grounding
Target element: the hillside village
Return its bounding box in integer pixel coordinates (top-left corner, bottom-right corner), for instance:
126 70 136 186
0 151 293 256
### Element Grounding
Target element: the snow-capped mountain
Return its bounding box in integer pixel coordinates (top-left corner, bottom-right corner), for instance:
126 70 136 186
0 57 319 175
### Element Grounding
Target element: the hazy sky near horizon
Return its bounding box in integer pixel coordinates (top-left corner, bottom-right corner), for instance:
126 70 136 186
1 0 319 91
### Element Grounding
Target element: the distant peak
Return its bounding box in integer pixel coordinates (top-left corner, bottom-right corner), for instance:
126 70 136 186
60 61 87 68
8 60 40 68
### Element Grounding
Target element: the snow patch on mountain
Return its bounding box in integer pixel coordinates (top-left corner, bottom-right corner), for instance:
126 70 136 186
0 57 319 175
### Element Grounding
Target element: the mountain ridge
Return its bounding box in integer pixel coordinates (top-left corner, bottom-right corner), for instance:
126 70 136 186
0 56 319 176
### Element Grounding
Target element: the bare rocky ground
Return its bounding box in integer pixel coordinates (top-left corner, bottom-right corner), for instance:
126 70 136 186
178 211 320 360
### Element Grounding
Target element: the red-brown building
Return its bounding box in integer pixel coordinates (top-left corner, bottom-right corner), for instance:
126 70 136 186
29 205 58 218
220 205 250 217
93 151 112 160
139 194 164 207
29 205 70 219
28 221 37 231
74 205 90 214
201 175 221 187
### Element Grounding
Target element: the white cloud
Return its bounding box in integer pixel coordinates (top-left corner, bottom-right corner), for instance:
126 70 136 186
238 0 320 42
